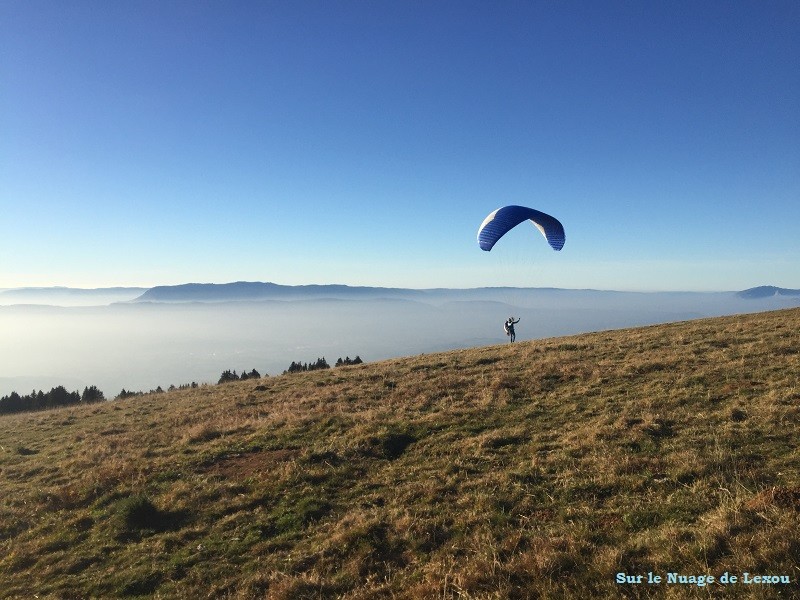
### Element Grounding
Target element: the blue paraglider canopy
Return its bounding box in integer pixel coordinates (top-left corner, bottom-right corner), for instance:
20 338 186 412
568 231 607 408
477 205 565 252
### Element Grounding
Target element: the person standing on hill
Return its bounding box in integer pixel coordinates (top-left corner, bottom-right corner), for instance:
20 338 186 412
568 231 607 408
504 317 520 343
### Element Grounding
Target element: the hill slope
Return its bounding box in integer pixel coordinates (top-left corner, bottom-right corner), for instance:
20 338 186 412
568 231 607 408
1 309 798 598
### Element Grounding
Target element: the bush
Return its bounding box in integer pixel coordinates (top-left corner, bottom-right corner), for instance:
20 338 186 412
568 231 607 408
118 495 161 532
115 494 187 541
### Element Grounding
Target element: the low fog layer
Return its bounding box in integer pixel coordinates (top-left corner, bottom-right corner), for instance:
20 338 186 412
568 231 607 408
0 287 146 306
1 288 798 398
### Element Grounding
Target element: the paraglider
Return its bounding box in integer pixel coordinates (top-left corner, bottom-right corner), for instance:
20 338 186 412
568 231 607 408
504 317 520 342
477 205 565 252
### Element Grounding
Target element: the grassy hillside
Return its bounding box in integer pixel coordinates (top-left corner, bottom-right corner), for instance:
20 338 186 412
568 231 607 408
1 309 798 599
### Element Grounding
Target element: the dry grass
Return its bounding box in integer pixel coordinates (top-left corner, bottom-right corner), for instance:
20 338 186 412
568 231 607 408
1 308 799 598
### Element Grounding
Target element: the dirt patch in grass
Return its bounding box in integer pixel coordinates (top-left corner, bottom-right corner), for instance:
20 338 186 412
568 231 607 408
202 448 301 479
745 486 800 512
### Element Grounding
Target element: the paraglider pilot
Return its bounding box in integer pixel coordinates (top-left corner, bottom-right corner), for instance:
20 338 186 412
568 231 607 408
504 317 520 343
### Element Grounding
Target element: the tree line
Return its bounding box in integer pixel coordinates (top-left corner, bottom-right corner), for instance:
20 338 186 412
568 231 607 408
0 386 104 415
282 355 362 374
116 382 200 399
217 369 261 384
335 356 363 367
1 355 365 415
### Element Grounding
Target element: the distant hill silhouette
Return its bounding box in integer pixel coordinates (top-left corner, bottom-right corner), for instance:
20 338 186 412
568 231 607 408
131 281 800 305
737 285 800 299
7 282 798 305
133 282 431 303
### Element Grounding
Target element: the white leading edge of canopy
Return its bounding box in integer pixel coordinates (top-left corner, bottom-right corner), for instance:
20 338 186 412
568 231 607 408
476 208 501 240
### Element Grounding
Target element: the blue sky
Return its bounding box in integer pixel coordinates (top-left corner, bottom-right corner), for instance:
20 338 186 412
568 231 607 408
2 1 798 291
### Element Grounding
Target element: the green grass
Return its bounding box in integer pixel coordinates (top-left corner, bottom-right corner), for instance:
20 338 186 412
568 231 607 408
1 308 799 598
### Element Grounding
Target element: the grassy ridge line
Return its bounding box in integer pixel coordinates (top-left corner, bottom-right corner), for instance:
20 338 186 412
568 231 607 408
0 308 798 598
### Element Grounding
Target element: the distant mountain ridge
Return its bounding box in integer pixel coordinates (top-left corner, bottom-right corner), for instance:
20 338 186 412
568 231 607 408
130 281 800 304
132 281 800 304
3 282 798 306
132 281 428 303
737 286 800 299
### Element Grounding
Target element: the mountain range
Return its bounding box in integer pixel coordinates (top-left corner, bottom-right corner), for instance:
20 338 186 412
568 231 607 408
2 282 799 306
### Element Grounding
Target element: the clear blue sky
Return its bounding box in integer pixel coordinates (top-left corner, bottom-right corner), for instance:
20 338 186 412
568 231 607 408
2 1 798 291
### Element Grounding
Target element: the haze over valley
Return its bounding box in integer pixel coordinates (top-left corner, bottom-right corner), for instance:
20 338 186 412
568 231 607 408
2 282 798 398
